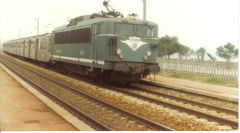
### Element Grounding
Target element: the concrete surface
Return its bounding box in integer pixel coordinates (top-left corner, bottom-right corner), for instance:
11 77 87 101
0 64 93 131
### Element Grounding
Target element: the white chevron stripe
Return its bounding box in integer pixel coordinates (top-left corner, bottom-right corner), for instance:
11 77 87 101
53 55 104 65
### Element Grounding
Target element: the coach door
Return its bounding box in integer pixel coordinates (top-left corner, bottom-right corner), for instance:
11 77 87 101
35 39 39 60
28 40 31 58
91 24 98 67
23 41 26 57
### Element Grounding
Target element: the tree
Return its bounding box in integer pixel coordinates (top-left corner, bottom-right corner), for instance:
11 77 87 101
184 48 194 59
158 35 180 58
196 47 206 61
216 43 238 62
176 44 191 60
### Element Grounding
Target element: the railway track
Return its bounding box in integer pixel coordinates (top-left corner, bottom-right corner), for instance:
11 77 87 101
132 84 238 116
106 85 238 129
140 80 238 105
0 56 173 131
134 82 238 115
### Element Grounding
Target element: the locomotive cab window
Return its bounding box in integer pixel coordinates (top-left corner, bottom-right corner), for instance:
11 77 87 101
115 24 133 36
136 25 156 38
54 27 92 44
114 23 157 38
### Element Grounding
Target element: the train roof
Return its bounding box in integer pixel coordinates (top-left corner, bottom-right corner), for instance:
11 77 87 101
3 33 51 44
53 15 158 32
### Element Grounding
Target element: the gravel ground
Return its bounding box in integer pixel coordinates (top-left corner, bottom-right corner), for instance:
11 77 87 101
122 88 237 121
133 84 238 111
3 54 234 131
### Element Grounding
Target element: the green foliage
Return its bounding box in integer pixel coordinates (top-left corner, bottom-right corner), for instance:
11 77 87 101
157 35 194 59
176 44 191 59
170 73 195 79
216 43 238 62
202 78 228 85
196 47 206 60
157 35 180 58
170 73 181 78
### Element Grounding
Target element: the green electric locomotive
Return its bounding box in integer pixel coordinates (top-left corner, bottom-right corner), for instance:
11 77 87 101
52 15 159 82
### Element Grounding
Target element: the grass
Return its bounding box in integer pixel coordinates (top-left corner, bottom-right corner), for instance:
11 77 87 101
157 72 238 88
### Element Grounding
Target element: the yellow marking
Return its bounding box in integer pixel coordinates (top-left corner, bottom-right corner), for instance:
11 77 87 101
56 49 62 53
80 50 85 55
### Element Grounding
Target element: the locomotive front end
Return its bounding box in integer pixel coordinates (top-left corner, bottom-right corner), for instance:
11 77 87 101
112 35 160 74
101 19 160 82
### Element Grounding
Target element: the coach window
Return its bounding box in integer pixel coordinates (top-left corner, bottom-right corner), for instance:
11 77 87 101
28 40 32 49
41 38 46 50
38 39 41 49
39 39 43 50
31 41 36 49
24 42 28 48
22 41 25 47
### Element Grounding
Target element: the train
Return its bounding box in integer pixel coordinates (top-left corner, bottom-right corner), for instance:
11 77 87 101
2 1 160 83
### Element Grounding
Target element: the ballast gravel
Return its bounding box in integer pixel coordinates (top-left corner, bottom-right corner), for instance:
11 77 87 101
124 88 237 121
133 84 238 111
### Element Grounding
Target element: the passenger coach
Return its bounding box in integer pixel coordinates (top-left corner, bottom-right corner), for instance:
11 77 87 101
3 33 52 62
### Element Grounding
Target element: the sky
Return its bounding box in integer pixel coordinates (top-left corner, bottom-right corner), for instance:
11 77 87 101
0 0 239 59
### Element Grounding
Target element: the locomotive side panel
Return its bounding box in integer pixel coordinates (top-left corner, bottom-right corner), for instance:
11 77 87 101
52 27 98 67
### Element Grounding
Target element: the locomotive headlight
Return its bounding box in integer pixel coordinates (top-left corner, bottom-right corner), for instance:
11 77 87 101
119 54 123 59
117 49 122 55
144 55 148 60
147 51 151 56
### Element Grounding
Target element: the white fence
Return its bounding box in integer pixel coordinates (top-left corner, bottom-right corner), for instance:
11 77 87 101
157 58 238 80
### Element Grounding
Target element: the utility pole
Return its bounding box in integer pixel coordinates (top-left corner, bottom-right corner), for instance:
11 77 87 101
18 29 21 38
37 18 39 35
35 18 39 35
143 0 146 21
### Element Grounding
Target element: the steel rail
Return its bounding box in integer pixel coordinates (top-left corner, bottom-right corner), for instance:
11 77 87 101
131 86 238 116
107 86 238 129
140 80 239 105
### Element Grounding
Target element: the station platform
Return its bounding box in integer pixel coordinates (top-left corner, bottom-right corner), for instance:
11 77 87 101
146 75 238 97
0 65 77 131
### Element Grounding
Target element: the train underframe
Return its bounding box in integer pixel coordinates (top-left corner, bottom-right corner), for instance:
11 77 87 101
59 61 160 83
